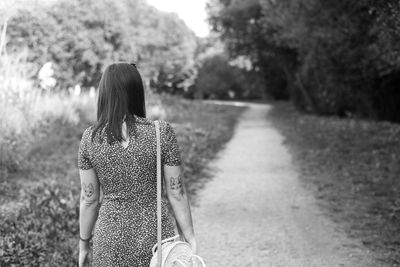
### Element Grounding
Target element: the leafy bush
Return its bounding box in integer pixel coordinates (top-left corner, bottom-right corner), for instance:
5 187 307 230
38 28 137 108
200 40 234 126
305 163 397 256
0 183 80 266
193 53 265 100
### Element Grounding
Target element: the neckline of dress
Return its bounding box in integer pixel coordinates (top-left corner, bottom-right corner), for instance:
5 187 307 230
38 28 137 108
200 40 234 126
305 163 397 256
119 114 148 150
125 114 147 123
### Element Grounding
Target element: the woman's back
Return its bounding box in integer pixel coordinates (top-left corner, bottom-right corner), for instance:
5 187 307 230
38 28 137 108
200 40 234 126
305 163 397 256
78 113 181 266
77 63 196 267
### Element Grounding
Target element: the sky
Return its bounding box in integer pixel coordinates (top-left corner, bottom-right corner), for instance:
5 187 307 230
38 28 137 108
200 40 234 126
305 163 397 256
146 0 210 37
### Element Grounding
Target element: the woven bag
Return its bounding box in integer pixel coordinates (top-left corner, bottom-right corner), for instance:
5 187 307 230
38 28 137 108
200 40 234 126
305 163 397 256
149 121 206 267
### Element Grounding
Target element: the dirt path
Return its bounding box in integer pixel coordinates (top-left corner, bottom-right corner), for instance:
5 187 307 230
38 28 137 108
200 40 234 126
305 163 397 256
192 103 376 267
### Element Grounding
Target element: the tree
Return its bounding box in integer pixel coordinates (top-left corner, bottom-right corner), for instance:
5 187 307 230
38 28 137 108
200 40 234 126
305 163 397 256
207 0 297 100
194 53 265 100
208 0 400 121
3 0 198 91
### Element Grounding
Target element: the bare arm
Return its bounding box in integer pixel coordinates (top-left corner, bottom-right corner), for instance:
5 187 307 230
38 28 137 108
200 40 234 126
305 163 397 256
164 165 197 253
79 168 100 240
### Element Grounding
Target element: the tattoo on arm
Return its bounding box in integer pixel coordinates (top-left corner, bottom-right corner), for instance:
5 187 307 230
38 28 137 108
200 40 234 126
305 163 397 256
83 182 94 198
170 174 185 200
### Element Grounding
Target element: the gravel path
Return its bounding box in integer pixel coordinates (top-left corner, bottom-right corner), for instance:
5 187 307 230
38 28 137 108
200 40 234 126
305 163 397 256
192 103 376 267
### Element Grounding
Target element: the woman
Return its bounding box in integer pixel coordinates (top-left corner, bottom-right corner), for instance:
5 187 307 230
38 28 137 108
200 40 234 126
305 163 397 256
78 62 196 266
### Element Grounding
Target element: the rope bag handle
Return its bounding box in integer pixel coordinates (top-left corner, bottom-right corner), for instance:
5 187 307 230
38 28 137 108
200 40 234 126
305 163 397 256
155 120 162 267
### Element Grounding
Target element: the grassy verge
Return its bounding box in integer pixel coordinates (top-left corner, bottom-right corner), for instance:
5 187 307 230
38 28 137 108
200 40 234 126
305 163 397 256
0 95 246 266
267 102 400 266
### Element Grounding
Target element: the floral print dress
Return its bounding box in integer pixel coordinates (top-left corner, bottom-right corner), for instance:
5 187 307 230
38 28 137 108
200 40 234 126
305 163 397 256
78 114 181 266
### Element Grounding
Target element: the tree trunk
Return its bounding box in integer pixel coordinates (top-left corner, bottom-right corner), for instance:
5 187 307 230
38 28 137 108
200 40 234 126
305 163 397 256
0 19 8 56
295 72 317 113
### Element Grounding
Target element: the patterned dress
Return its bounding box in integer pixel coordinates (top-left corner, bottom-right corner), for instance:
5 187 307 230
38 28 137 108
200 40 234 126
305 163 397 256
78 114 181 266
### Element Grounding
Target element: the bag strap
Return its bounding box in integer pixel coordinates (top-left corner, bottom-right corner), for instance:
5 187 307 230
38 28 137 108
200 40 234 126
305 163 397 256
155 120 162 267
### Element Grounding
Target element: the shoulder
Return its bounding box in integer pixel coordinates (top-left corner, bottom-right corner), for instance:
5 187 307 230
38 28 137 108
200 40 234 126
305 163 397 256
83 125 94 136
81 125 94 142
158 120 179 143
158 120 176 132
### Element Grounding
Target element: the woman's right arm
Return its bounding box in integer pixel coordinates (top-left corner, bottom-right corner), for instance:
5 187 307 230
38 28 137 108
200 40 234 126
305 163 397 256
164 165 197 253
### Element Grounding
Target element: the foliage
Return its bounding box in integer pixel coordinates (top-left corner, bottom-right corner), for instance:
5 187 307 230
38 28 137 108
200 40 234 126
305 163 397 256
193 53 265 99
0 183 80 266
268 102 400 265
195 54 239 99
3 0 198 90
207 0 400 122
150 66 197 97
206 0 297 100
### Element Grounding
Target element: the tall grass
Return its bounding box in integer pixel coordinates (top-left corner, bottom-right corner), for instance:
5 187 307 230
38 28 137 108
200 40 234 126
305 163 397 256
0 50 39 175
0 49 96 177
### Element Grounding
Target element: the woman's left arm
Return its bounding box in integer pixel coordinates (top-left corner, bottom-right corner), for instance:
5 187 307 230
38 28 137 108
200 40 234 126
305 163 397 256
164 165 197 253
79 168 100 264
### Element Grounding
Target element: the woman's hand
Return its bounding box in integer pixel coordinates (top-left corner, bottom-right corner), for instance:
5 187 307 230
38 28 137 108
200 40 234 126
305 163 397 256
177 222 197 254
78 241 90 267
186 236 197 255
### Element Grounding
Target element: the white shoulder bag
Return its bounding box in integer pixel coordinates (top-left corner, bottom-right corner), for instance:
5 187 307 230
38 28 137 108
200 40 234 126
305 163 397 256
149 120 206 267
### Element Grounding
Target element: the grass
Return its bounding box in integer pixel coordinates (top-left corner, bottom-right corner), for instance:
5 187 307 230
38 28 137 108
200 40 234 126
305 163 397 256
267 101 400 266
0 92 96 207
0 92 246 266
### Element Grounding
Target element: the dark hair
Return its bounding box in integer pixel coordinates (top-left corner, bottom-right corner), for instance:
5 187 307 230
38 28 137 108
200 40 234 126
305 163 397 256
91 62 146 144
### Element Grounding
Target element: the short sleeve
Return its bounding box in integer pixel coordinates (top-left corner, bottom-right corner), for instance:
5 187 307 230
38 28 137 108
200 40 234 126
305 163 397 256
78 127 93 170
161 122 182 166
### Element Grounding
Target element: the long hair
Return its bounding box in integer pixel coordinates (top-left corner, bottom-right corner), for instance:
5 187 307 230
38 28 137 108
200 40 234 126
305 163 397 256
91 62 146 144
